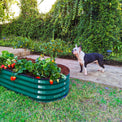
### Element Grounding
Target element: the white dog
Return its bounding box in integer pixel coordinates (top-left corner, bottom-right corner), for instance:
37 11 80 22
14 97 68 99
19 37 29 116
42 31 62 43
72 45 105 75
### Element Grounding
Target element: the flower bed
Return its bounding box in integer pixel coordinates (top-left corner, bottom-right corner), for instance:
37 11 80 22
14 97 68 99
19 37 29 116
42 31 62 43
0 51 70 102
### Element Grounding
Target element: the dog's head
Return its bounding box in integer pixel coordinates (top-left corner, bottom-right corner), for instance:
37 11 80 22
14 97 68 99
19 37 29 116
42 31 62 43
72 44 82 56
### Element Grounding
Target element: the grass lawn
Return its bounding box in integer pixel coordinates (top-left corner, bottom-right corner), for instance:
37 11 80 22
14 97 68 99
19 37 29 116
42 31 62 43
0 79 122 121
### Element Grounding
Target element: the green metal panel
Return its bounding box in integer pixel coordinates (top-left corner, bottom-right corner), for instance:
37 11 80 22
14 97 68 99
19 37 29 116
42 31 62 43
1 69 13 76
0 81 37 99
0 68 70 102
0 76 69 95
1 72 69 90
0 80 69 102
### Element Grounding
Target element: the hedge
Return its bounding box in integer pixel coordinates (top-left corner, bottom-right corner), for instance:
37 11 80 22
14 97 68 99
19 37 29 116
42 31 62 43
1 0 121 55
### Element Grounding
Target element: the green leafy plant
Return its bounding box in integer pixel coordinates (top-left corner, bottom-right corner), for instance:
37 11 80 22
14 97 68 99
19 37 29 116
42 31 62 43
41 58 61 80
10 36 31 49
13 59 28 74
43 39 64 59
13 57 65 81
0 51 66 81
0 51 17 73
0 51 17 68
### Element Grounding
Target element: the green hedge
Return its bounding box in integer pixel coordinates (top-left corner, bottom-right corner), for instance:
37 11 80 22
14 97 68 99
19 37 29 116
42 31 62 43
1 0 121 55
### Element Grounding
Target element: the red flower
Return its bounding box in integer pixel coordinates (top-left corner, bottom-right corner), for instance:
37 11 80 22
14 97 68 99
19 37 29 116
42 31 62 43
4 66 7 69
10 76 16 81
12 76 16 81
36 76 40 79
8 64 11 68
11 63 15 68
1 65 5 68
49 80 53 85
10 76 14 81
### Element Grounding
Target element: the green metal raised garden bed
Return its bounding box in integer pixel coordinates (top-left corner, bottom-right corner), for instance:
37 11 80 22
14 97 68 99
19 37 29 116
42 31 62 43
0 64 70 102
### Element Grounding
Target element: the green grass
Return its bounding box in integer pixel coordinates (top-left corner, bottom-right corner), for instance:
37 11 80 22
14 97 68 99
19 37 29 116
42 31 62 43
0 79 122 121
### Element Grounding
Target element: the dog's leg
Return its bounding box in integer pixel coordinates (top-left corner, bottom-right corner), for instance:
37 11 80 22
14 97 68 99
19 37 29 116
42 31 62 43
80 63 83 73
95 60 101 71
83 65 87 75
98 60 105 72
84 67 87 75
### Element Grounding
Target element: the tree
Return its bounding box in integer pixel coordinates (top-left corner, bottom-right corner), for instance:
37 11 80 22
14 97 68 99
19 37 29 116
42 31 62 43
0 0 14 22
0 0 16 38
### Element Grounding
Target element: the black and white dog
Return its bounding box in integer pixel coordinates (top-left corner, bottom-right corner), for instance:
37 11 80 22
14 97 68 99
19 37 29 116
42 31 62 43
72 45 105 75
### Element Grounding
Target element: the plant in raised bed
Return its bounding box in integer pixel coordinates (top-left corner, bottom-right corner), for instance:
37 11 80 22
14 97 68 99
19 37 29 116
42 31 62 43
0 51 70 102
0 51 17 71
0 51 66 82
13 57 66 82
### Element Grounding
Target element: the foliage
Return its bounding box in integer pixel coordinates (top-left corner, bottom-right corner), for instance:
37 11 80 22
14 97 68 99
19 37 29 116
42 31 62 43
0 50 17 71
34 57 62 80
0 36 31 49
0 0 11 38
1 0 122 56
2 16 43 39
20 0 39 18
42 39 72 59
2 0 41 39
12 36 31 49
0 0 18 22
0 50 17 65
14 57 65 81
0 51 66 81
49 0 121 55
0 36 74 59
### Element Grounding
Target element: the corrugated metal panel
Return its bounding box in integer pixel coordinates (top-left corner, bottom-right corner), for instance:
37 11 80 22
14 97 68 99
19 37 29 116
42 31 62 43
0 69 70 102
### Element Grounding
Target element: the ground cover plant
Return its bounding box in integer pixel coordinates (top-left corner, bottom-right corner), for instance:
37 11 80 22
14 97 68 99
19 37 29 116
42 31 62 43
0 79 121 121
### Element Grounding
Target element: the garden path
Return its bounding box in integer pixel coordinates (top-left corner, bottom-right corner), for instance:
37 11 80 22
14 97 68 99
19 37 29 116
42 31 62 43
25 55 122 88
0 46 122 88
0 46 30 56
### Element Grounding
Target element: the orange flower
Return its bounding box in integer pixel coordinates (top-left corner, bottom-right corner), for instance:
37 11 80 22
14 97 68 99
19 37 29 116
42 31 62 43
52 59 55 63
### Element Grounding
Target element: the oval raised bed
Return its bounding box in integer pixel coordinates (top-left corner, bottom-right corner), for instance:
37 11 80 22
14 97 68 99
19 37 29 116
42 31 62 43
0 64 70 102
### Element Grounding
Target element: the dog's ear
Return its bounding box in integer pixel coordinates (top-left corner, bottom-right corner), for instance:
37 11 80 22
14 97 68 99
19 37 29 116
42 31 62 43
79 46 81 52
79 45 82 49
75 44 77 48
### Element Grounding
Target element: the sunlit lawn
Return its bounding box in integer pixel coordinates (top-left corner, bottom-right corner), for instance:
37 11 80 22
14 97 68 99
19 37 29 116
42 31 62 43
0 79 122 121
